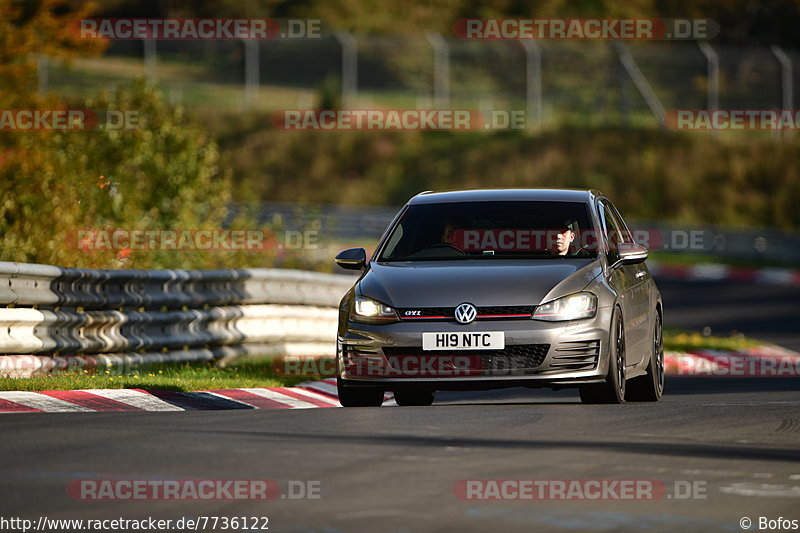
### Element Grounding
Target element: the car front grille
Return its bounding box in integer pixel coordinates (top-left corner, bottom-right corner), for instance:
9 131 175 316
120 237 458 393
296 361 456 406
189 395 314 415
397 305 536 322
381 344 550 376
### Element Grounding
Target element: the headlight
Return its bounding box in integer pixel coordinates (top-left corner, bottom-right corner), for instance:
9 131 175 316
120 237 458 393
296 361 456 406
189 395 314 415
532 292 597 321
351 295 399 324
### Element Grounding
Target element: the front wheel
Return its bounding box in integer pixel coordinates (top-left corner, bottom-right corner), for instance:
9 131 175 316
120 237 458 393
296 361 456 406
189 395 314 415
337 376 384 407
626 311 665 402
580 307 626 404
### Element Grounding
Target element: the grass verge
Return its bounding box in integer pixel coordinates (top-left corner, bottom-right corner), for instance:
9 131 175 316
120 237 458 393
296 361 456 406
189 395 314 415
663 328 766 353
0 358 309 392
649 251 799 270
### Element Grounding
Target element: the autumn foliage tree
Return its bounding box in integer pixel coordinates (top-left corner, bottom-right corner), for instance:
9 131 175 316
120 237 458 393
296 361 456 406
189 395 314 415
0 0 260 269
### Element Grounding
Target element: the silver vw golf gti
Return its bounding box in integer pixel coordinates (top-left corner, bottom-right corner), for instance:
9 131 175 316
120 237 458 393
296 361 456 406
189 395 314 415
334 189 664 406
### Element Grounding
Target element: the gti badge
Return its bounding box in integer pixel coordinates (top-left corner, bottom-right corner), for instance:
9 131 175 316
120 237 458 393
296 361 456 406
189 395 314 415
454 303 477 324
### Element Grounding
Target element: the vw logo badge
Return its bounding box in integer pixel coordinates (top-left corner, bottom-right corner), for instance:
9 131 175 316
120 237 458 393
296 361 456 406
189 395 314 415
454 303 477 324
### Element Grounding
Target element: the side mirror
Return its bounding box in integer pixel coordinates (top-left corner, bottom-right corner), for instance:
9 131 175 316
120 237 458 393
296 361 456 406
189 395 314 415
335 248 367 270
617 242 648 265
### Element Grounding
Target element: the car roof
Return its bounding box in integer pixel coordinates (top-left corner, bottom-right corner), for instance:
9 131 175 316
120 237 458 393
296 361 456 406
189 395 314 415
407 188 599 205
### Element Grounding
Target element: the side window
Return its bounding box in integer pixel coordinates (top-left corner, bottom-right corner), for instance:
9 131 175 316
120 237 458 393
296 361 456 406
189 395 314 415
598 201 621 264
382 222 404 258
607 203 633 243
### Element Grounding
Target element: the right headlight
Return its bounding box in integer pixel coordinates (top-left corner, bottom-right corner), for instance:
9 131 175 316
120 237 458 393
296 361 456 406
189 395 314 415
350 295 399 324
532 292 597 321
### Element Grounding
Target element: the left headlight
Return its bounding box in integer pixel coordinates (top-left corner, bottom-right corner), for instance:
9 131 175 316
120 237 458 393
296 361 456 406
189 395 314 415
351 295 399 324
532 292 597 321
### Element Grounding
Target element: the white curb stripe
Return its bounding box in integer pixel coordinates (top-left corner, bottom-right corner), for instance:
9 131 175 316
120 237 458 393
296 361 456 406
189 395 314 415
243 388 321 409
83 389 185 411
298 379 339 398
756 268 794 285
0 391 94 412
690 263 730 281
199 390 262 409
289 386 341 406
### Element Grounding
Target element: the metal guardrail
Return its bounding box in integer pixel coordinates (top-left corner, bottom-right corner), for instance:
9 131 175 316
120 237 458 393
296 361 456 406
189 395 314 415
0 262 353 309
0 261 353 371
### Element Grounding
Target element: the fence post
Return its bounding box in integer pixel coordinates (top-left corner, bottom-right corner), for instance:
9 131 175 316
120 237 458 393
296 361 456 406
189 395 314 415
37 54 48 94
771 45 793 138
425 32 450 109
520 41 542 131
697 42 719 111
618 56 631 127
335 32 358 108
614 42 665 127
243 40 260 109
143 39 157 81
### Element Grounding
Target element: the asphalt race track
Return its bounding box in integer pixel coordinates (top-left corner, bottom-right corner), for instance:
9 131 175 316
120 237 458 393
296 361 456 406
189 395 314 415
657 279 800 352
1 279 799 533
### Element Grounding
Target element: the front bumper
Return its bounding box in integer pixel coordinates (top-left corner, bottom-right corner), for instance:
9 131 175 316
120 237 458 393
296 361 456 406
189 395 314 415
337 305 613 391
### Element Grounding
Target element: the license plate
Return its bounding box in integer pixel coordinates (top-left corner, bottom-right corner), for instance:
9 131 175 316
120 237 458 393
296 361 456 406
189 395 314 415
422 332 505 350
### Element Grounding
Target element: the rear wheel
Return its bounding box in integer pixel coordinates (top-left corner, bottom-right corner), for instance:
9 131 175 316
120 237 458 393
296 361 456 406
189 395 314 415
394 390 435 406
337 376 384 407
626 311 665 402
580 308 626 404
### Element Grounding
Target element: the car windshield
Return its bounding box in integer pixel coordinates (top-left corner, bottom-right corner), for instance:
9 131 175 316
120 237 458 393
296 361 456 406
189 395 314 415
378 200 598 261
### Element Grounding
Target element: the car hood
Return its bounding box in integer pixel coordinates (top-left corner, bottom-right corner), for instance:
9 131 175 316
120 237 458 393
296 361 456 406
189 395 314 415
358 259 602 307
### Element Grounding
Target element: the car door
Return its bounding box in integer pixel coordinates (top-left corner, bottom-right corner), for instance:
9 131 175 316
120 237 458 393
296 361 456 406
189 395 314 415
598 200 648 367
605 200 651 365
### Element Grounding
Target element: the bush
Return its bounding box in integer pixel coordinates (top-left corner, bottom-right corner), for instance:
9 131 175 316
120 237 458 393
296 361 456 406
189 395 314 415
0 80 270 269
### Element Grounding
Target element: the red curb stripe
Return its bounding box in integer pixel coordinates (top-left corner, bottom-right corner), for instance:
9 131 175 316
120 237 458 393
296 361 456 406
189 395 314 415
38 390 145 411
299 384 338 399
727 267 757 282
297 378 340 399
264 386 334 408
207 389 293 409
655 265 690 279
0 398 42 412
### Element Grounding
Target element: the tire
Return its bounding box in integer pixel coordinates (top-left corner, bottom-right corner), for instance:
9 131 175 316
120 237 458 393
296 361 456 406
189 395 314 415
394 390 435 406
337 376 384 407
580 307 626 404
625 311 665 402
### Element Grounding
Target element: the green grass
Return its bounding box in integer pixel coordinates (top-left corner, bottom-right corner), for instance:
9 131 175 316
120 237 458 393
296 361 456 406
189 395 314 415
49 55 663 129
0 358 309 392
663 328 766 353
649 251 798 270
